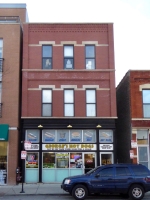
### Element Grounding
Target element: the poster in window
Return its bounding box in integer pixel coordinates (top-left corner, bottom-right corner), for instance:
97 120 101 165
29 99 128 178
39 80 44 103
70 153 82 168
42 130 56 143
57 130 69 142
99 130 113 143
70 130 82 143
83 130 96 143
26 153 38 168
26 130 39 143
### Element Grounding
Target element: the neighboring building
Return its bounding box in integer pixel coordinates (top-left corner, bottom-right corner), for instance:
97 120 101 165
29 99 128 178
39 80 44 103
0 4 27 185
116 70 150 169
21 23 117 183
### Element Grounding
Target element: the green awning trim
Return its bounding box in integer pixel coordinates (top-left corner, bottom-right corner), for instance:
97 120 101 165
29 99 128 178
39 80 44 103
0 124 9 141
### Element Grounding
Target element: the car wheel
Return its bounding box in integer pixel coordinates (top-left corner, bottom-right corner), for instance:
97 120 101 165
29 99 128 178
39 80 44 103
129 184 144 200
72 184 88 200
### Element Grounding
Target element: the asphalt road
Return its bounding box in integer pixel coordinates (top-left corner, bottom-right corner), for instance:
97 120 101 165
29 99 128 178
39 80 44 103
0 194 150 200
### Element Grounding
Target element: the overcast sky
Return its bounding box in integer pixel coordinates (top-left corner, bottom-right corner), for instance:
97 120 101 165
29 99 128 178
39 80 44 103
1 0 150 86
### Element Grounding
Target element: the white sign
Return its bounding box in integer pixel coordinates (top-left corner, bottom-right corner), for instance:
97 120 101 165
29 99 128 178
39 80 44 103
21 151 27 159
24 141 31 150
100 144 113 150
130 150 134 159
131 140 137 148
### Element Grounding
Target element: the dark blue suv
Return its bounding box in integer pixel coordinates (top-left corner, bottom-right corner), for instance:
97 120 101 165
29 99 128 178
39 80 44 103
61 164 150 200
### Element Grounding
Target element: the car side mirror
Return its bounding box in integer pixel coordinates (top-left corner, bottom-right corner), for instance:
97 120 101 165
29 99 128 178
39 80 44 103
95 174 100 178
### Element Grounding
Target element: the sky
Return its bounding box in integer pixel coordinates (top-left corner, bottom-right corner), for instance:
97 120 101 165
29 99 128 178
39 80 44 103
1 0 150 86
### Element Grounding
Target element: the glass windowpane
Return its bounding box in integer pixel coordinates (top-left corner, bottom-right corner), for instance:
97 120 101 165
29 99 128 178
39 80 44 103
86 59 95 69
65 90 73 103
86 90 95 103
42 90 52 103
143 90 150 103
86 104 96 116
65 104 74 116
42 58 52 69
43 46 52 57
143 105 150 117
86 46 95 57
42 104 51 116
43 153 55 168
64 46 73 57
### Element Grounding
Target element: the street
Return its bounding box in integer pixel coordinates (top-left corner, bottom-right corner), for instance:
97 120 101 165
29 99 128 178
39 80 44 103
0 194 150 200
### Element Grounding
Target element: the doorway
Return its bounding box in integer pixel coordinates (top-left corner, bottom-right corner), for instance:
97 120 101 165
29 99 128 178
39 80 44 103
83 153 96 173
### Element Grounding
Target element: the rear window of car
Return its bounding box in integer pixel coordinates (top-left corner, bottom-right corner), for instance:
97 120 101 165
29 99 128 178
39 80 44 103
116 167 132 176
131 165 150 176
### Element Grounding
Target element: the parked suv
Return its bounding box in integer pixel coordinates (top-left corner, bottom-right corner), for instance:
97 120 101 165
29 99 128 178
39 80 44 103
61 164 150 200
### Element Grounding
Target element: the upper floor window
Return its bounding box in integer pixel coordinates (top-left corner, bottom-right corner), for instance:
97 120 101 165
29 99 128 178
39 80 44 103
64 45 74 69
64 89 74 116
85 45 95 69
42 45 52 69
142 90 150 117
86 89 96 116
42 89 52 116
0 39 3 72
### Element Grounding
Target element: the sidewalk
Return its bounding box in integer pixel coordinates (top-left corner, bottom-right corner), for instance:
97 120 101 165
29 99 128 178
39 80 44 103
0 183 67 196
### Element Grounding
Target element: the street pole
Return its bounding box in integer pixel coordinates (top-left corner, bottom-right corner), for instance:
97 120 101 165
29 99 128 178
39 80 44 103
20 141 25 193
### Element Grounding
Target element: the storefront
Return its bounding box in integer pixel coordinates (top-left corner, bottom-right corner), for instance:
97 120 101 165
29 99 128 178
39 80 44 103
23 128 115 183
0 124 9 185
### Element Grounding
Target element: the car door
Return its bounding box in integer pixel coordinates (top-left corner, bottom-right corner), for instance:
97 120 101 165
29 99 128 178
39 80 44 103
115 166 133 193
90 167 115 193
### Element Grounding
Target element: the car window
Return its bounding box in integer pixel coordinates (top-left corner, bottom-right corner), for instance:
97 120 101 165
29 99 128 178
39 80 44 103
116 167 131 176
86 167 100 175
131 165 150 176
99 167 114 177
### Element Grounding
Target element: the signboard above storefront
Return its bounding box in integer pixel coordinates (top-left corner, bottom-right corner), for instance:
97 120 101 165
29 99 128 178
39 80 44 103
0 124 9 141
43 144 96 151
99 144 113 150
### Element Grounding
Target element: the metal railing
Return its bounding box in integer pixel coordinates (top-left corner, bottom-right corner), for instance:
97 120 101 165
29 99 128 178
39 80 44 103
0 58 4 72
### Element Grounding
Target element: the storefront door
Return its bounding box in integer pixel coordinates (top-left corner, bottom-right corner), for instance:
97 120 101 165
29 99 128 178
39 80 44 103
100 152 113 166
83 153 96 173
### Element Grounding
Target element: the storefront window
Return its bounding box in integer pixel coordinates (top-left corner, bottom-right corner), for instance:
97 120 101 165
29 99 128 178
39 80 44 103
100 153 113 165
137 130 148 144
99 130 113 143
83 130 96 143
0 142 7 184
26 152 38 168
26 130 40 143
43 153 55 168
70 153 82 168
42 130 56 143
56 153 69 168
70 130 82 143
57 130 69 143
138 147 148 168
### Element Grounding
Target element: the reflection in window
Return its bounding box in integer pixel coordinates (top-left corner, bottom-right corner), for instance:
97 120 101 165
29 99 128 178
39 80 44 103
86 89 96 116
64 89 74 116
137 130 148 144
42 45 52 69
142 90 150 117
42 89 52 116
56 153 69 168
64 46 74 69
43 153 55 168
85 45 95 69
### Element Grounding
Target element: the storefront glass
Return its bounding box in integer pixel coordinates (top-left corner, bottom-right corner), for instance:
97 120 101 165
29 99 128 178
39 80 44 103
0 142 7 185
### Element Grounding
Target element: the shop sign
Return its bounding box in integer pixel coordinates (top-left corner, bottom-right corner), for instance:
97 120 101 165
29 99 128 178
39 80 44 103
24 141 31 150
42 144 96 150
21 151 27 159
100 144 113 150
130 150 134 159
131 140 137 148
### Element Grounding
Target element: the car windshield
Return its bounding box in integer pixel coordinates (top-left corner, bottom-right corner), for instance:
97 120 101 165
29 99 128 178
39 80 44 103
86 167 100 175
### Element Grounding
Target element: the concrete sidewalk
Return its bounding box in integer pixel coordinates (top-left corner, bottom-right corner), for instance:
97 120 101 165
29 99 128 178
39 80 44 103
0 183 67 196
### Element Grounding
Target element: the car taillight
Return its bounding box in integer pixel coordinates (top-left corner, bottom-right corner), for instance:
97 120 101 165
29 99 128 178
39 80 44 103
144 176 150 182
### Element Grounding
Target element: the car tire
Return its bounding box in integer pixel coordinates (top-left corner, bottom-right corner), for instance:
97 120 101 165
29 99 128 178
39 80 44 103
72 184 88 200
129 184 144 200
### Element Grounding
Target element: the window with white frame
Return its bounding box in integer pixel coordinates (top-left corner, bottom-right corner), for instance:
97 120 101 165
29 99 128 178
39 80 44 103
64 45 74 69
86 89 96 116
42 45 52 69
42 89 52 116
85 45 95 69
64 89 74 116
142 90 150 117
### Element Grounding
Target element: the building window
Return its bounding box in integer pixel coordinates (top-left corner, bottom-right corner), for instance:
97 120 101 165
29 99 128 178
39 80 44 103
42 89 52 116
64 45 74 69
142 90 150 117
64 89 74 116
42 45 52 69
0 39 3 72
86 89 96 116
85 45 95 69
137 130 148 145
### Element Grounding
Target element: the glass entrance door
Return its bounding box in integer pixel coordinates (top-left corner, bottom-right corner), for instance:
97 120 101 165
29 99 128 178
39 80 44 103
83 153 96 173
100 152 113 165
